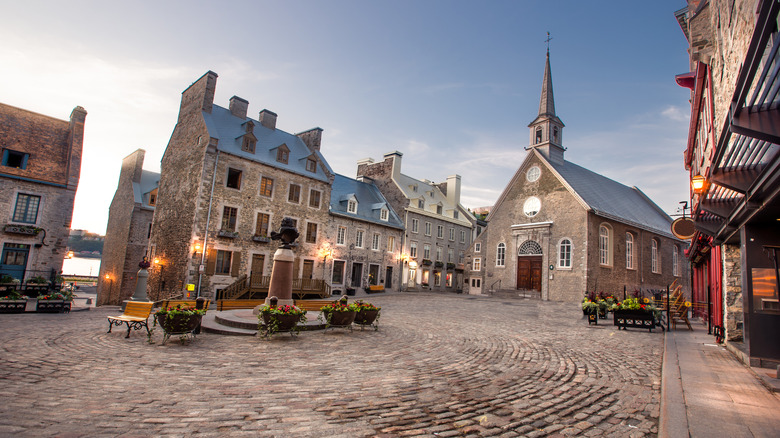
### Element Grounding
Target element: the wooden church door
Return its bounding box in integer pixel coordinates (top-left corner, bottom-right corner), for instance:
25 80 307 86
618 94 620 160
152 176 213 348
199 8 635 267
517 256 542 291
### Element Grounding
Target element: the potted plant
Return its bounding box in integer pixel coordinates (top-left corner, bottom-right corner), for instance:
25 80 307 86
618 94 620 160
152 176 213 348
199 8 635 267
612 297 659 331
36 292 72 313
421 259 432 266
581 299 599 324
217 229 238 238
155 304 206 344
353 300 381 330
0 290 29 313
0 274 20 294
252 234 271 243
257 304 307 337
319 297 357 328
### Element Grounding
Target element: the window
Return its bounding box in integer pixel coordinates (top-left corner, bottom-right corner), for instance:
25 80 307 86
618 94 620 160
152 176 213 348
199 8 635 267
380 208 388 221
535 127 542 144
473 257 482 271
371 233 380 251
553 127 559 143
215 250 233 275
425 222 432 236
651 239 659 273
423 244 431 259
448 248 453 263
418 199 424 209
496 243 506 267
276 146 289 164
434 271 441 286
411 219 419 233
437 225 443 239
454 211 459 219
306 222 318 244
459 250 464 263
523 197 541 217
2 150 29 169
306 158 317 173
673 245 680 277
410 241 418 258
449 228 455 241
255 213 270 237
526 166 541 182
288 184 301 203
626 233 635 270
436 205 442 215
260 177 274 197
148 191 157 206
241 137 256 153
221 206 238 232
599 225 611 266
475 242 481 253
460 230 466 244
226 168 242 189
446 272 453 287
558 239 572 268
387 236 395 253
309 189 321 208
355 230 364 248
12 194 40 224
347 199 357 213
337 226 347 245
332 260 345 284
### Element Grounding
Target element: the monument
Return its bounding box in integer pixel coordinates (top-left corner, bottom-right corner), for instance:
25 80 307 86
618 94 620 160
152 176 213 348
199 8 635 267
264 217 299 307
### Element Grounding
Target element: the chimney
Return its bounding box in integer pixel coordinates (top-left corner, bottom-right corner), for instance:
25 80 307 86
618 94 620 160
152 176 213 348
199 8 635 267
179 71 218 117
259 109 277 130
383 151 403 181
66 105 87 190
296 127 323 152
229 96 248 119
446 175 461 206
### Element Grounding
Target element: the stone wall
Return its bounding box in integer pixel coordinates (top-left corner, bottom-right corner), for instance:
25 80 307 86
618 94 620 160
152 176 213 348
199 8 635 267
723 243 743 341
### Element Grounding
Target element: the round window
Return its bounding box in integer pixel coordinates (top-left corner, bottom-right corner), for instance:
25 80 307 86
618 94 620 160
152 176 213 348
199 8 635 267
526 166 541 182
523 197 541 217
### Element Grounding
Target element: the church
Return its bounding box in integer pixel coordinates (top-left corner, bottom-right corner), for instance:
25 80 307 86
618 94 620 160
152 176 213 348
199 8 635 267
465 51 688 302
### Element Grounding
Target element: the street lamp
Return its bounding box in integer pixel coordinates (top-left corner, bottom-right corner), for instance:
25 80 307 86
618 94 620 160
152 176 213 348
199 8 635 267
154 257 164 297
691 174 708 194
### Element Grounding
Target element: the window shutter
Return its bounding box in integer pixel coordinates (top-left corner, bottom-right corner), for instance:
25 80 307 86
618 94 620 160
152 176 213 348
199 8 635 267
205 250 216 275
231 251 241 277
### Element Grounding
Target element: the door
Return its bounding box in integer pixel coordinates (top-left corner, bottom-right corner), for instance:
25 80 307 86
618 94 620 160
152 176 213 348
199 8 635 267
385 266 393 289
350 262 363 288
517 256 542 291
250 254 265 287
302 260 314 280
471 277 482 295
1 243 29 281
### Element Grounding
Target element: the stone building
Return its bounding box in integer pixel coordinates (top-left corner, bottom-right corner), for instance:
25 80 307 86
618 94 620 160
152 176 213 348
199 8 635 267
0 102 86 282
466 51 688 302
148 71 335 300
356 152 475 292
675 0 780 367
327 174 405 294
96 149 158 305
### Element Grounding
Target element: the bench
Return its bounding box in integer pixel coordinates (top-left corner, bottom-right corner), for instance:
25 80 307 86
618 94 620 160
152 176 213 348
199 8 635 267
294 299 337 311
216 299 265 311
159 299 211 311
107 301 154 338
367 285 385 293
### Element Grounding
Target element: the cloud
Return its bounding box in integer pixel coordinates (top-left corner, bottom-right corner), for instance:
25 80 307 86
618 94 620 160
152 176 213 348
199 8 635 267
661 105 690 122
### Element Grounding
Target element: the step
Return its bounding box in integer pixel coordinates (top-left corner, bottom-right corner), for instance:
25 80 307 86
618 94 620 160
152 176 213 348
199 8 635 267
202 309 328 336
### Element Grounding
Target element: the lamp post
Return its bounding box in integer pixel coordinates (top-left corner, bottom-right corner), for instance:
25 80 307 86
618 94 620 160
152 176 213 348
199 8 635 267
154 257 164 298
104 273 112 303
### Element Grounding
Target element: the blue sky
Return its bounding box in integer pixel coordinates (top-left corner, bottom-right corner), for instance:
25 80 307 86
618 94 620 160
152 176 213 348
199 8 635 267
0 1 692 234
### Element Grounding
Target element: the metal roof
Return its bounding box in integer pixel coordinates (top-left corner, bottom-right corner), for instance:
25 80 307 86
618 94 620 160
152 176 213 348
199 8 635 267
330 174 404 229
202 105 333 183
132 169 159 209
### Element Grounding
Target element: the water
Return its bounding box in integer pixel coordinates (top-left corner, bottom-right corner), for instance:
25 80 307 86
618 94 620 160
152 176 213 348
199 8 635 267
61 256 102 277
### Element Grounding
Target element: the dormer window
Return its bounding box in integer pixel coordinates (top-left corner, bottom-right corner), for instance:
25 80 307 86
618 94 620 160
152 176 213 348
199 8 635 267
241 136 256 153
276 144 289 164
418 199 424 209
380 208 389 221
306 158 317 173
347 199 358 214
148 189 158 206
2 149 28 169
436 205 442 215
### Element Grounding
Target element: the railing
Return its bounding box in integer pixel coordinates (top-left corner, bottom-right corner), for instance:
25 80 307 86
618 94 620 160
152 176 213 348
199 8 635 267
220 274 248 300
489 279 501 292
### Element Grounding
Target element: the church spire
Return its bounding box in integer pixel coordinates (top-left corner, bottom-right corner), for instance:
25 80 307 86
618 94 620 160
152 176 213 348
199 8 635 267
528 38 566 165
538 50 556 118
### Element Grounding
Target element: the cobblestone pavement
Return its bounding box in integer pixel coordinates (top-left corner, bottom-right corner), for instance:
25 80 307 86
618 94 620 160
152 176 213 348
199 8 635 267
0 293 662 437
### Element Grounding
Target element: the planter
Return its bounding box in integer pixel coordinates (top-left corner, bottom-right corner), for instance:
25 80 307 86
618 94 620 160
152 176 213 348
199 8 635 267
613 309 655 332
3 224 41 236
217 229 238 239
0 300 27 313
322 310 356 327
36 300 71 313
261 313 302 334
156 313 202 336
354 309 379 326
584 308 598 325
252 235 270 243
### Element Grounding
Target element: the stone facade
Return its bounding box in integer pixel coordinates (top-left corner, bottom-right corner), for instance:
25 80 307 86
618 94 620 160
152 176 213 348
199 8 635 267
97 149 157 305
722 243 743 342
0 102 85 282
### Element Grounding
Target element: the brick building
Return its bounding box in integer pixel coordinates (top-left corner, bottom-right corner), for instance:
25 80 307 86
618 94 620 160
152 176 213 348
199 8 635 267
675 0 780 367
97 149 158 305
148 71 336 300
356 152 475 292
466 51 688 302
0 103 86 283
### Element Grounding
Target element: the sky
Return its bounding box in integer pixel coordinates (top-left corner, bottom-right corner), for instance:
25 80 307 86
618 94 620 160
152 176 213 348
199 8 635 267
0 0 693 235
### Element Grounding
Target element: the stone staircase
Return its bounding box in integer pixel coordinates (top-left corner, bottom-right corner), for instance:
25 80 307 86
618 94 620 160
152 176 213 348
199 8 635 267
488 288 542 300
201 309 328 336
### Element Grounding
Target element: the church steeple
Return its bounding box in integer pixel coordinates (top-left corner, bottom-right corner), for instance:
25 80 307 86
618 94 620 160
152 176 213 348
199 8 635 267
528 44 566 165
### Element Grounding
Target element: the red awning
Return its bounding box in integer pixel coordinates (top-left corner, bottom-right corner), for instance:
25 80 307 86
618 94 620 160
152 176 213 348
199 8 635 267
675 71 696 89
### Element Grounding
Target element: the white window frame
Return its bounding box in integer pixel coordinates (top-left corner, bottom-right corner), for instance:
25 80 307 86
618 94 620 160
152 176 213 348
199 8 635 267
475 242 481 253
411 218 419 233
651 239 660 273
337 226 347 246
410 241 418 258
347 199 357 214
473 257 482 271
355 230 364 248
371 233 380 251
423 244 431 260
496 243 506 267
626 233 635 270
558 238 572 269
599 224 612 267
387 236 395 253
449 228 455 241
437 225 443 239
425 222 432 236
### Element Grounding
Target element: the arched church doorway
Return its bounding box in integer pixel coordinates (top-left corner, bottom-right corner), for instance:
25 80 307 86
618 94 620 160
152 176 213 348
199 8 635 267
517 240 542 292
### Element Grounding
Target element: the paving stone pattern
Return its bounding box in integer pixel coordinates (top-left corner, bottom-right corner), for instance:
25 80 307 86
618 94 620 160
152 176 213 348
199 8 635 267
0 294 662 437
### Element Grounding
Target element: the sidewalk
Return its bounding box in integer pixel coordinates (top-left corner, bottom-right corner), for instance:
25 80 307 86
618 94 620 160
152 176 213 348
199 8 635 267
660 320 780 437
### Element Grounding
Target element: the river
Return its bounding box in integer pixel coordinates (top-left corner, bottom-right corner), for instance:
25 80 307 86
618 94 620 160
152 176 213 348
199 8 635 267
61 256 102 277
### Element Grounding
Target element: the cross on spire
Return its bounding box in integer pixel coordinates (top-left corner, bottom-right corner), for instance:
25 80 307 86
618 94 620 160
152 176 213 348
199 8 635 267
545 32 553 53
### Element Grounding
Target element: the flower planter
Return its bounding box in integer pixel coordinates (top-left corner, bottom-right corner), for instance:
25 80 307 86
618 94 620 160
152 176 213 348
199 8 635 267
354 309 379 326
252 235 271 243
3 224 41 236
613 309 655 332
36 300 71 313
584 308 598 325
156 313 202 335
322 310 356 327
261 313 301 334
0 300 27 313
217 229 238 239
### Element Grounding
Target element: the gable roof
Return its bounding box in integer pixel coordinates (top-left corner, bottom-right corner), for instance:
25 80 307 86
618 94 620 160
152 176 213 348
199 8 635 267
392 172 473 226
132 169 160 209
330 174 404 229
202 105 333 183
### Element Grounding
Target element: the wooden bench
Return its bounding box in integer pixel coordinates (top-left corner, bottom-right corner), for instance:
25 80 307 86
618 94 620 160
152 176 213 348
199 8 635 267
294 299 337 311
367 285 385 293
216 299 265 311
159 299 211 311
107 301 154 338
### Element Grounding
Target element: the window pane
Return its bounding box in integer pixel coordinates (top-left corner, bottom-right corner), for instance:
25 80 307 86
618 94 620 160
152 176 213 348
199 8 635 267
306 223 317 243
260 177 273 197
13 194 40 224
216 250 232 275
222 206 237 231
288 184 301 203
256 213 269 236
309 190 321 208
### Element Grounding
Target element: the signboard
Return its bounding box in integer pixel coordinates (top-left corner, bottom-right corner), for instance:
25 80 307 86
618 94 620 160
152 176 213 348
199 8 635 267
671 217 696 240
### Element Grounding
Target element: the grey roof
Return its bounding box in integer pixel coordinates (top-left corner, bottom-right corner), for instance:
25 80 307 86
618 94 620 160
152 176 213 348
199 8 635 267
546 157 674 237
202 105 333 182
133 169 160 209
330 174 404 229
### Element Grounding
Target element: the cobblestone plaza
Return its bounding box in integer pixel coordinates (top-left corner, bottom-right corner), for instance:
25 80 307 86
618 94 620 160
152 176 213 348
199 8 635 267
0 294 662 437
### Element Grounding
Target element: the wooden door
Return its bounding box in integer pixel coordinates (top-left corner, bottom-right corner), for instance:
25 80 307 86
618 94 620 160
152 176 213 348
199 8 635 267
517 256 542 291
302 260 314 279
250 254 265 287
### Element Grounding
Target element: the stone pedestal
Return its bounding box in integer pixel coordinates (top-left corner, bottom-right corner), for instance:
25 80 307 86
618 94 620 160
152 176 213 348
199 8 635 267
131 268 150 302
265 247 295 308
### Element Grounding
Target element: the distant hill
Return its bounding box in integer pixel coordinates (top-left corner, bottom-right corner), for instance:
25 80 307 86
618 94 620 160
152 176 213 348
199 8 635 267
67 233 104 255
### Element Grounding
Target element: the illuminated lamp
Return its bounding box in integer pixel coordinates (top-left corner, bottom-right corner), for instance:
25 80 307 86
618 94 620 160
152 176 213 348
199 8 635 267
691 174 708 194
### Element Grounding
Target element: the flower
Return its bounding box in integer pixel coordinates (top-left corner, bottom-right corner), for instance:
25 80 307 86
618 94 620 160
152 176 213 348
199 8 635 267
258 304 307 317
37 293 71 301
353 300 380 312
155 304 206 317
0 291 28 300
320 301 358 312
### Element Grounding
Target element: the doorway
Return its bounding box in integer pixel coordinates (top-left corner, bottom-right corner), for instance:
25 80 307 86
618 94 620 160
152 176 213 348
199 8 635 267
1 243 29 281
385 266 393 289
350 262 363 288
517 256 542 291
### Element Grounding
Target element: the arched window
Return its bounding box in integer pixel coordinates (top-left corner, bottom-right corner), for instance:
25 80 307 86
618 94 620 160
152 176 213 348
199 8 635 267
535 127 542 144
518 240 542 255
599 225 611 266
558 239 572 268
651 239 660 273
496 243 506 267
626 233 635 269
